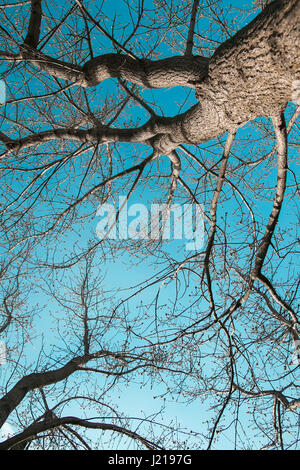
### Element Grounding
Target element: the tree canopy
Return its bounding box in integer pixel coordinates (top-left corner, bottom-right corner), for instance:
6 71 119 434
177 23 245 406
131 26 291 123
0 0 299 450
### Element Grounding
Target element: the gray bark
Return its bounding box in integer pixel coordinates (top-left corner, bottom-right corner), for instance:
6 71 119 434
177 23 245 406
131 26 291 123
0 350 120 428
10 0 299 156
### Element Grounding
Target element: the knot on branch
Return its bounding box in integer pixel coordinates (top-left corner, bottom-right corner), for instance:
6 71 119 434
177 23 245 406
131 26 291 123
148 134 179 155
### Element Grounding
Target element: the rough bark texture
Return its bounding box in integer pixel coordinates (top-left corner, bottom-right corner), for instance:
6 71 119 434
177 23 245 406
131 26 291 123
82 54 209 88
21 48 209 89
194 0 300 127
11 0 298 155
179 0 300 145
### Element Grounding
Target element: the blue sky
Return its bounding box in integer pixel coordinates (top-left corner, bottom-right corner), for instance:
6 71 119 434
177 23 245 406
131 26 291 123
0 0 299 450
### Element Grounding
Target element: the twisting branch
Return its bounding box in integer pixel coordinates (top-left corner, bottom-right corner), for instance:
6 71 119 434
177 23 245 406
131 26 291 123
20 47 209 89
251 113 298 329
252 113 288 276
167 150 181 205
0 416 162 450
233 384 300 412
0 350 129 428
203 130 237 309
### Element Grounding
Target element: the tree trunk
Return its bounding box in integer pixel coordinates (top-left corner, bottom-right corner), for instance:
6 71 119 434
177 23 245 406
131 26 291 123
179 0 300 145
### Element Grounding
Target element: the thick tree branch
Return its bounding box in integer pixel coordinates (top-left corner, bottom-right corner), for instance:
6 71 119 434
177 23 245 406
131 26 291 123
23 0 41 48
252 113 288 275
19 1 208 88
0 416 161 450
0 350 126 428
233 384 300 412
250 113 298 329
20 47 209 89
3 0 297 152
